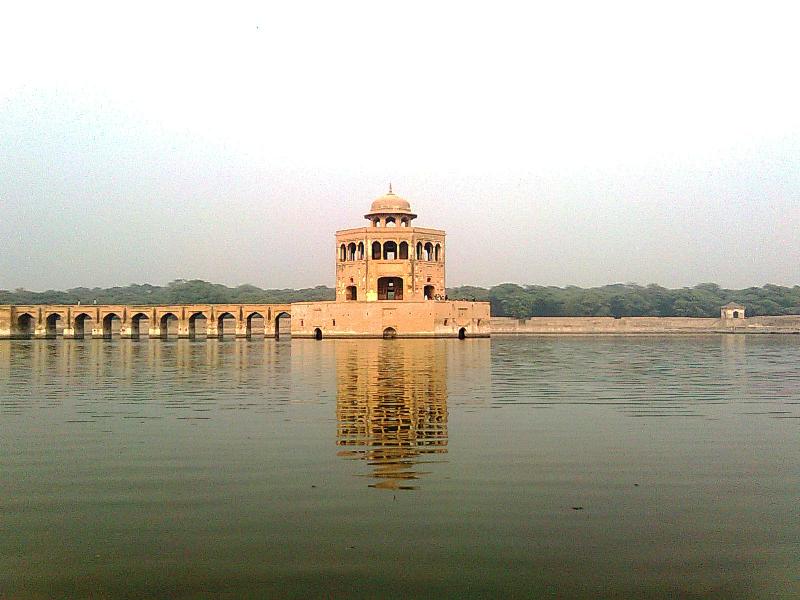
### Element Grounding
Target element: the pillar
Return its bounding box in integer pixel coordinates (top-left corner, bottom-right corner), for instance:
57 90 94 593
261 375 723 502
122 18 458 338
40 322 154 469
264 318 275 338
0 306 11 339
206 321 221 339
119 324 137 339
33 323 54 339
62 324 81 339
206 307 220 339
91 325 110 339
235 321 249 338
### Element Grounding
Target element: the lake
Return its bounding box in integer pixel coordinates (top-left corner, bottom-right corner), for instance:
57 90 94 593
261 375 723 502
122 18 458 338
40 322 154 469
1 336 798 598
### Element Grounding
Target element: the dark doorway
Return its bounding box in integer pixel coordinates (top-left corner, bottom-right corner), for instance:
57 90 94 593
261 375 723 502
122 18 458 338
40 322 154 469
458 327 467 340
314 327 323 340
383 327 397 339
378 277 403 301
346 286 357 301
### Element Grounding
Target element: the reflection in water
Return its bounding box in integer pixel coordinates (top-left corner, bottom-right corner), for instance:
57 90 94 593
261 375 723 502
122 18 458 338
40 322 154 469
336 339 448 490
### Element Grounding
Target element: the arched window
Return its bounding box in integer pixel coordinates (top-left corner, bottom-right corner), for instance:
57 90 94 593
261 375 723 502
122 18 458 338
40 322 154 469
424 285 434 300
401 218 409 227
346 285 357 301
357 242 364 260
372 241 381 260
733 310 739 318
424 242 433 261
373 218 381 227
383 241 398 260
339 244 346 261
399 241 409 260
385 217 396 227
416 242 423 260
347 242 357 261
434 243 441 262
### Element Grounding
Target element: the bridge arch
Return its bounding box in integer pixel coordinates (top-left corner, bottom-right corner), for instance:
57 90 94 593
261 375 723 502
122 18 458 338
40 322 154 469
16 313 35 338
129 312 150 338
187 311 206 338
73 312 93 339
102 313 121 338
217 312 237 338
45 313 61 337
274 311 291 339
245 311 264 338
159 312 178 338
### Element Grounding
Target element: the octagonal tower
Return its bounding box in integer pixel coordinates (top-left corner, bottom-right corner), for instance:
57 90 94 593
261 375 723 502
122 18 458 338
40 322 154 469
335 187 446 303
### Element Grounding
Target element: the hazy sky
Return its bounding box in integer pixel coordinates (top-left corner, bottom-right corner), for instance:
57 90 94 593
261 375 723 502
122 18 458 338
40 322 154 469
1 1 798 291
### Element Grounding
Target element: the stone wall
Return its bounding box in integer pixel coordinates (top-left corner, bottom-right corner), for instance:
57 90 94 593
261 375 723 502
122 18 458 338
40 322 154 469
291 300 491 338
490 315 800 334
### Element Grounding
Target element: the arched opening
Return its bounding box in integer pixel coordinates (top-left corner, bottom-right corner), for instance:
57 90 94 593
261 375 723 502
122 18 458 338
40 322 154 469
16 313 34 338
458 327 467 340
424 285 435 300
416 242 423 260
372 241 382 260
339 244 346 261
424 242 433 261
399 241 409 259
357 242 365 260
160 312 178 339
130 312 150 339
378 277 403 300
383 241 397 260
347 242 357 261
346 285 358 301
245 312 263 338
435 243 441 262
73 313 92 339
400 218 409 227
274 311 291 339
383 327 397 339
102 313 121 339
188 312 206 338
733 310 740 318
385 216 396 227
373 218 381 227
314 327 323 340
45 313 61 338
217 312 236 338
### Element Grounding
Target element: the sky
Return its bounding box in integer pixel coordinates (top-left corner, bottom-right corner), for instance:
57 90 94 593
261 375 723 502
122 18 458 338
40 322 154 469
1 1 798 291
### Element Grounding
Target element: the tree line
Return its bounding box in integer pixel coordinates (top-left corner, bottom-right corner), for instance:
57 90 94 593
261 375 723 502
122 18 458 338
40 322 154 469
446 283 800 318
2 280 799 318
0 280 335 306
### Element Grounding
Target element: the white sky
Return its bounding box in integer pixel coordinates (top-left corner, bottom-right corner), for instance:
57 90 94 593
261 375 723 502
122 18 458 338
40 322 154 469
1 1 798 290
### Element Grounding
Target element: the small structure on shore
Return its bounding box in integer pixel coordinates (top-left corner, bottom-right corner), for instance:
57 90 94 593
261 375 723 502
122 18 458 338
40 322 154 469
721 302 746 320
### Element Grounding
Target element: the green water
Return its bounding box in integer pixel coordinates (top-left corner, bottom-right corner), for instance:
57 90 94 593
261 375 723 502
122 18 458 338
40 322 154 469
1 336 798 598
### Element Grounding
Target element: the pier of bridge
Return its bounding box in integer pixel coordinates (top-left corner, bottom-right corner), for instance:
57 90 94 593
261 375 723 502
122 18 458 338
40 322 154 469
0 304 292 340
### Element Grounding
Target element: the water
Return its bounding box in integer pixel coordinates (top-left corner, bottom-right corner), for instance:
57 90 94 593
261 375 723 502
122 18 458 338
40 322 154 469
1 336 798 598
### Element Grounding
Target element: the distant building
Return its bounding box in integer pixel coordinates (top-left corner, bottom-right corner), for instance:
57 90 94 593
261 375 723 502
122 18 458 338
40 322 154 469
291 188 490 338
721 302 746 320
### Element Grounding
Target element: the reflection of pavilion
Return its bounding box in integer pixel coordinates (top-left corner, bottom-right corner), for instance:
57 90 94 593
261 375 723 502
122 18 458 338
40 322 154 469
336 339 448 490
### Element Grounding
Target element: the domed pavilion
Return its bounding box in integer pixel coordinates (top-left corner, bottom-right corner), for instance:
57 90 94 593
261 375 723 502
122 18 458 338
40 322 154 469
290 187 490 339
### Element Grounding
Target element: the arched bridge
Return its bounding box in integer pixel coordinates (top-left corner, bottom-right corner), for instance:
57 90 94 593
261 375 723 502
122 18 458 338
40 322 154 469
0 304 293 339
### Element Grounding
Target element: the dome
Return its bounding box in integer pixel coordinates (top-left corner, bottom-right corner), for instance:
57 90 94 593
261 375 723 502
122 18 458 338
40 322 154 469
364 187 417 219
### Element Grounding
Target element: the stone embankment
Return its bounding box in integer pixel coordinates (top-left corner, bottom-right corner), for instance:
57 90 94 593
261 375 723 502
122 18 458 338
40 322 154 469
490 315 800 335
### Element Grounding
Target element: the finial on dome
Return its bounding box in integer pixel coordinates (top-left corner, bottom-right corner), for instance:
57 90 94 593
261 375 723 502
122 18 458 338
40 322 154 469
388 182 393 194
